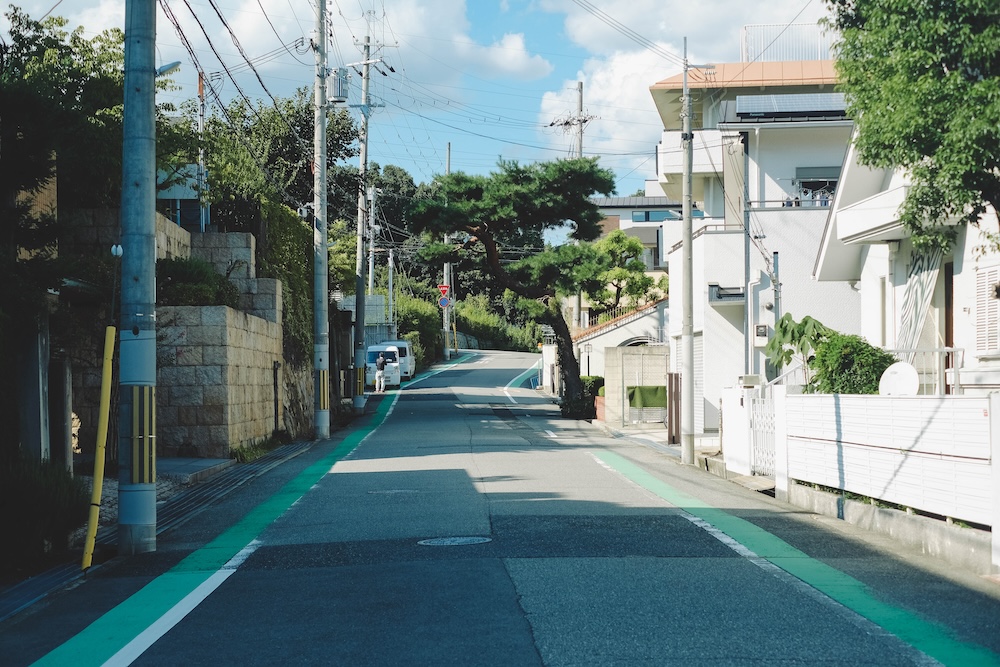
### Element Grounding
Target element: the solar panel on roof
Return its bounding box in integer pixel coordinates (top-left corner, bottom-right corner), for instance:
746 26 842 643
735 93 847 118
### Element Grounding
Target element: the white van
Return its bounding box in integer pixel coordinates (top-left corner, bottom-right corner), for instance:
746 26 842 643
365 344 401 389
381 340 415 380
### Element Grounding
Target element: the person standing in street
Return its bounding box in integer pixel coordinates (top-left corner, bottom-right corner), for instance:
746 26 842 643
375 352 387 393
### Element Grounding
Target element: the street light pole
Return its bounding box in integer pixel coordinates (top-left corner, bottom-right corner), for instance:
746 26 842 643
118 0 158 554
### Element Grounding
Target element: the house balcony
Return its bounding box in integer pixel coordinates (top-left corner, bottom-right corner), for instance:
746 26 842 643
836 185 910 244
657 129 723 201
708 283 745 308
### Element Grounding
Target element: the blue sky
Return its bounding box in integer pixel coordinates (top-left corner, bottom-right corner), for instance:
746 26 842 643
3 0 830 195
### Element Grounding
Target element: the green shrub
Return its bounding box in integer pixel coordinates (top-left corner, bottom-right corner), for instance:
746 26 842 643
157 257 239 308
810 333 898 394
0 453 89 576
395 291 443 363
581 375 604 397
455 293 540 351
401 331 427 374
257 201 313 366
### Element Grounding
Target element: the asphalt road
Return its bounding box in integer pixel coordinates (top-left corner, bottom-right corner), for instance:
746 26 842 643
4 350 1000 666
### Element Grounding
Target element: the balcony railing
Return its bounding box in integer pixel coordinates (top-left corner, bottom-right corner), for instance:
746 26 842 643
886 348 964 396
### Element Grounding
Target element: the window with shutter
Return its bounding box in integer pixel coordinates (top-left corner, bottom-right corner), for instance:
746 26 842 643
976 267 1000 352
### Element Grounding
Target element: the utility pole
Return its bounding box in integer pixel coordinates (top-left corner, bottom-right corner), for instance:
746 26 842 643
352 35 372 412
312 0 330 439
443 142 451 360
574 81 584 331
743 132 751 376
388 248 396 338
118 0 158 555
550 81 592 331
575 81 584 158
368 186 376 295
680 39 714 466
197 72 208 233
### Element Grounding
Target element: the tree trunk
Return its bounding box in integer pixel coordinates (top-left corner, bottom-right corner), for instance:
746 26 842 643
546 302 583 404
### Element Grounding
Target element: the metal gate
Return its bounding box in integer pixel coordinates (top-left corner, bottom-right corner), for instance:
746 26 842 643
619 348 678 441
749 386 775 477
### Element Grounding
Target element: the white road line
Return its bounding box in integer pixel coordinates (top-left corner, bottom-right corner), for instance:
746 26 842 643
102 540 267 667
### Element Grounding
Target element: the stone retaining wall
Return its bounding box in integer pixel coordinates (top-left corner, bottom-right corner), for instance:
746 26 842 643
157 305 283 457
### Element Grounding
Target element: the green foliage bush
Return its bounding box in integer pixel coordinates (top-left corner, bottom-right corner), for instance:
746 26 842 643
810 333 898 394
455 293 541 351
0 453 89 577
396 292 442 365
256 201 313 366
400 331 427 375
157 257 239 308
581 375 604 397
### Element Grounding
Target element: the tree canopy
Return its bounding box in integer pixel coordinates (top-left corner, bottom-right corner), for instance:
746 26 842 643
826 0 1000 251
203 86 356 212
587 230 665 315
408 157 616 410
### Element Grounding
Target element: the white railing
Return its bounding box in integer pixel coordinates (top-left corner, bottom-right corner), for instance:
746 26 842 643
885 348 964 395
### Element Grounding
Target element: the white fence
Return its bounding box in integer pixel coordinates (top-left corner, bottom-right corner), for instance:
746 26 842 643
721 387 1000 571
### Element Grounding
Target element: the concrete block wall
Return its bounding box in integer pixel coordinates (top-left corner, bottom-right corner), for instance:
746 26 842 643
157 305 283 457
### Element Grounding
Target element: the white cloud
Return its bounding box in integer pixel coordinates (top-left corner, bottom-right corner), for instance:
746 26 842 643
534 0 835 191
541 0 829 64
456 32 553 80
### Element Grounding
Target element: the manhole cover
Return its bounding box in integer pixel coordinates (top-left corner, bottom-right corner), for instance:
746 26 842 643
417 536 492 546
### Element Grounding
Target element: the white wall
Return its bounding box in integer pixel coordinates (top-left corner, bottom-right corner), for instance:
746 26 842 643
749 124 853 205
669 209 861 433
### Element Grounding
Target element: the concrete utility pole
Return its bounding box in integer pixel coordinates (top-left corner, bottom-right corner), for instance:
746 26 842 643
443 142 451 360
118 0 158 555
680 39 714 466
313 0 330 439
197 73 208 233
574 81 584 331
352 35 372 411
743 132 751 376
368 186 377 295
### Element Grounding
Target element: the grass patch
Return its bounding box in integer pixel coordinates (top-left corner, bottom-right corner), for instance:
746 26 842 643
230 431 292 464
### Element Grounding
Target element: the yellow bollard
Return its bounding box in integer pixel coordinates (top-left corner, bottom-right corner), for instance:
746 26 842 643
82 326 116 571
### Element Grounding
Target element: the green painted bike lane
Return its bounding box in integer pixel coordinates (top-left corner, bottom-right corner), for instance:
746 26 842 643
594 450 1000 667
34 354 482 667
34 394 397 667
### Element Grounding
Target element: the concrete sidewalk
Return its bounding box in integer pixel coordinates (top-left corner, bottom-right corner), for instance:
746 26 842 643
157 457 235 485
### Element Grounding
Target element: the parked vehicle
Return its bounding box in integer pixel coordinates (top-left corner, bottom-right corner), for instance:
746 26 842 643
365 344 401 389
381 339 415 380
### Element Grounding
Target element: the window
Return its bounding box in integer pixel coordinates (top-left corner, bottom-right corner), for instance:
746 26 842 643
632 210 681 222
976 266 1000 352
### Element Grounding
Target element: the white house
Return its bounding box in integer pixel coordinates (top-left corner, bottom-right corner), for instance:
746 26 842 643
649 58 863 433
814 137 1000 394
